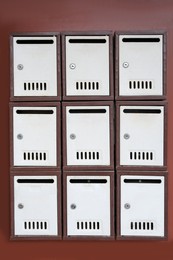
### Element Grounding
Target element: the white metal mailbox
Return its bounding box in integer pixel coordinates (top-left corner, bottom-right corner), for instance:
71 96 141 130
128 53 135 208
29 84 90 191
13 106 57 167
65 105 111 166
66 175 111 236
14 176 58 236
65 35 110 97
120 175 165 237
119 105 164 166
118 34 163 97
12 36 58 97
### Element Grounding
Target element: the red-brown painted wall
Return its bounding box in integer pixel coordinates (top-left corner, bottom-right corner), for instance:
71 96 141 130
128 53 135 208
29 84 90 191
0 0 173 259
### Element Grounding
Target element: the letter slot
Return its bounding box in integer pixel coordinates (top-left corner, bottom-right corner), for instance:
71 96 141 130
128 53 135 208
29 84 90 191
12 105 58 167
13 176 58 236
66 175 111 237
119 174 166 238
119 105 165 167
64 103 113 168
12 35 58 98
64 34 112 98
118 34 164 98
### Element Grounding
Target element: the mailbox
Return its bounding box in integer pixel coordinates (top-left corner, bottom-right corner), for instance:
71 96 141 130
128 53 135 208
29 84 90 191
116 101 167 169
10 102 61 169
11 174 61 238
62 32 113 100
117 172 167 239
62 102 114 170
63 172 114 239
116 33 166 99
11 34 61 101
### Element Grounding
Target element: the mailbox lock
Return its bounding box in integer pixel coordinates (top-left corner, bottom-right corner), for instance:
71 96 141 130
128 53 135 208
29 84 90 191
70 204 76 209
124 203 130 209
70 134 76 140
18 203 24 209
124 133 130 140
69 63 76 69
123 62 129 68
17 134 23 140
17 64 24 70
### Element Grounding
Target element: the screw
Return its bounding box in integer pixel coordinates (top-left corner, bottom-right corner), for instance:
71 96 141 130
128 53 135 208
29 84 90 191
123 62 129 68
17 134 23 140
124 133 130 140
70 134 76 140
71 204 76 209
17 64 24 70
18 203 24 209
69 63 76 69
124 203 130 209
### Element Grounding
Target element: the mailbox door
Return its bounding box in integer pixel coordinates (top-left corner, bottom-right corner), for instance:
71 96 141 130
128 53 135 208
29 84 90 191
66 105 110 166
13 106 57 166
120 175 165 237
65 35 110 96
13 36 57 97
120 105 164 166
119 34 163 97
14 176 58 236
66 175 111 236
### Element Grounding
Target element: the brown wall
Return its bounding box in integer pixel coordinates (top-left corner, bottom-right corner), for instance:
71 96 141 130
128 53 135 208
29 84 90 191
0 0 173 259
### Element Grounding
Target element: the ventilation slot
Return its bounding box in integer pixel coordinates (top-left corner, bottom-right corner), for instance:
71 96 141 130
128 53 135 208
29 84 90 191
76 82 99 90
23 152 47 161
24 221 48 230
77 221 100 230
130 221 154 231
76 151 100 160
129 80 153 90
130 151 154 161
24 82 47 91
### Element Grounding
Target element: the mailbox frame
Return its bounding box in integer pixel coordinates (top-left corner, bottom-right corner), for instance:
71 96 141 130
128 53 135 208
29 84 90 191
10 32 61 101
116 101 167 171
10 171 62 240
10 102 61 171
63 171 115 240
115 31 167 100
116 171 168 240
62 101 114 171
62 31 114 101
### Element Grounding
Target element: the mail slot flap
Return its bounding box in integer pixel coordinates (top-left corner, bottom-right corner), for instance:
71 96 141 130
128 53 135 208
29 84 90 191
123 178 162 184
121 35 161 43
14 175 58 236
66 175 111 236
118 34 163 97
16 109 54 115
69 179 107 184
17 178 55 184
120 175 165 237
16 38 55 44
12 35 58 97
66 35 108 44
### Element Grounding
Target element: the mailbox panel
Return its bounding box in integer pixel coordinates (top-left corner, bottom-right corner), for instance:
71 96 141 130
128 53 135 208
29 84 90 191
63 33 113 100
118 102 166 167
13 175 58 237
63 102 114 169
118 34 164 98
11 103 60 168
118 173 167 238
65 173 114 238
12 35 59 99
